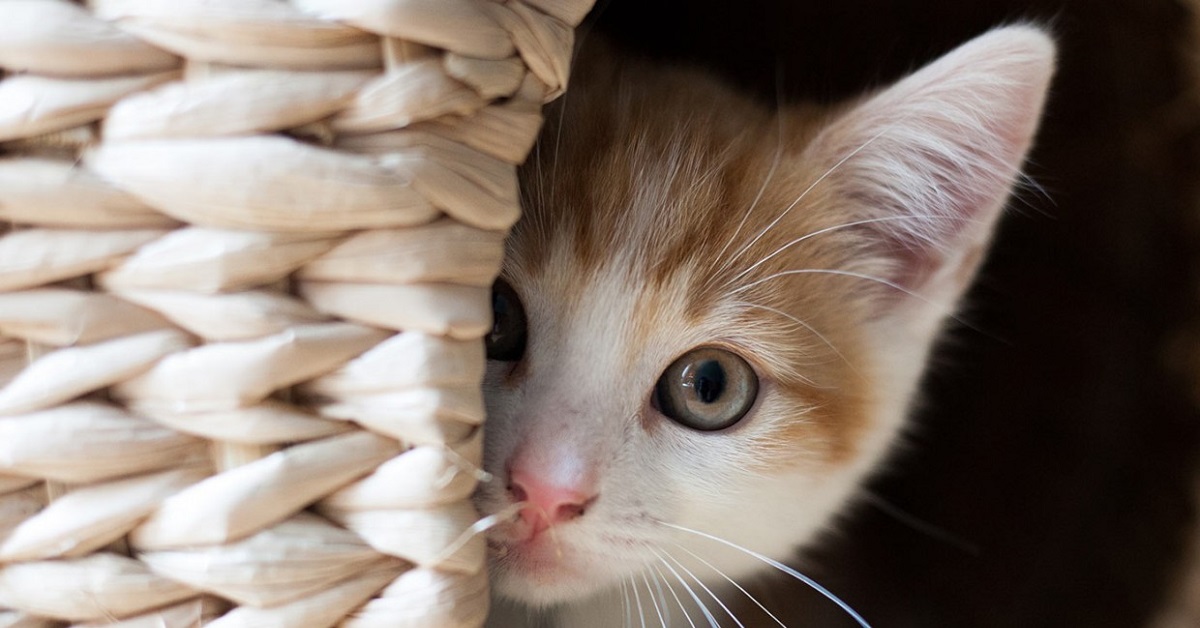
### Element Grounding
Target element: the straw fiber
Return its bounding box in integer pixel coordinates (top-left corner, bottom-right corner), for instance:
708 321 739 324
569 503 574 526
0 1 593 626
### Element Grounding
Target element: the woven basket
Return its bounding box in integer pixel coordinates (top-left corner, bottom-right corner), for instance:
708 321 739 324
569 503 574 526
0 1 593 625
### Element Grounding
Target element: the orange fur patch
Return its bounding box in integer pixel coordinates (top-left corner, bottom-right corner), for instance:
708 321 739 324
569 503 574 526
510 46 888 469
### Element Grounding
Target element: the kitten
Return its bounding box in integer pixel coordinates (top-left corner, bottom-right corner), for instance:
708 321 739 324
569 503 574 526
475 25 1055 627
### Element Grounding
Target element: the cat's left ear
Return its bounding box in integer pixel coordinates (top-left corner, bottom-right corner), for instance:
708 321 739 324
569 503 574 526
804 25 1055 309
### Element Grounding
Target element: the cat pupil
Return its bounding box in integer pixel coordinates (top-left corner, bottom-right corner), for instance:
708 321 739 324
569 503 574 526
693 361 725 404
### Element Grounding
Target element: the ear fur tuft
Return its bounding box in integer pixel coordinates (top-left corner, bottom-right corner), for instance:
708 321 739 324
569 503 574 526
805 25 1056 295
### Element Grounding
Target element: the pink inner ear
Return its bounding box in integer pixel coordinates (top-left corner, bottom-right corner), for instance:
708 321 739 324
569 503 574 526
864 131 1023 290
807 26 1055 293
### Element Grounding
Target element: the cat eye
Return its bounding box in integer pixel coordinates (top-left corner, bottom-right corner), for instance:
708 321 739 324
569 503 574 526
487 279 527 362
653 348 759 431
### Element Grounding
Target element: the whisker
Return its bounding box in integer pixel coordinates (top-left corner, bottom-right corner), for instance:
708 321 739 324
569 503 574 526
860 490 980 556
548 74 571 202
711 113 786 278
725 215 937 289
628 581 638 628
632 570 648 628
652 560 699 628
531 133 545 220
725 127 893 270
672 543 787 628
659 521 871 628
738 302 856 376
651 566 675 627
733 267 988 336
732 268 923 304
653 550 720 628
642 570 669 628
660 548 746 628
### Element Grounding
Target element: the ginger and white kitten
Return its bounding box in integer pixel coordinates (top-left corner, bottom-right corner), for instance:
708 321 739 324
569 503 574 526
476 26 1055 627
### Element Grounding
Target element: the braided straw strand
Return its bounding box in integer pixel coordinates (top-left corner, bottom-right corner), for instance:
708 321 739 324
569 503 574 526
0 0 595 626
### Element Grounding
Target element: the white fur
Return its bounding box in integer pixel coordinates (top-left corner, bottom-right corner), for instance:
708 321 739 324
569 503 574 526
478 26 1055 627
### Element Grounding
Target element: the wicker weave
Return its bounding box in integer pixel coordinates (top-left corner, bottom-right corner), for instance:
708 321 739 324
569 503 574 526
0 1 593 625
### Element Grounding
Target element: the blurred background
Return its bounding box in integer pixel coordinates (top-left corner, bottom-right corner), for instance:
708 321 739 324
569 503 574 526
589 0 1200 625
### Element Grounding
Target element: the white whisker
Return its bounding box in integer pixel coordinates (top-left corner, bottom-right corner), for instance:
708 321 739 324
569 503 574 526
653 550 720 628
673 543 787 628
632 570 648 628
733 267 983 333
549 83 570 201
622 578 633 628
725 127 893 269
660 548 745 628
651 565 674 627
738 302 855 375
532 135 545 218
732 268 926 305
860 490 980 556
652 560 697 628
725 215 936 289
660 521 871 627
642 570 669 628
711 114 786 278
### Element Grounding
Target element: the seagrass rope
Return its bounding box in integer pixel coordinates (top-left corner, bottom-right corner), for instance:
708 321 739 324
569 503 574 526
0 0 593 625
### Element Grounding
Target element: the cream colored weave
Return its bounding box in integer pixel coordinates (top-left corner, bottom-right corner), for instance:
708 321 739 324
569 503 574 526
0 1 593 626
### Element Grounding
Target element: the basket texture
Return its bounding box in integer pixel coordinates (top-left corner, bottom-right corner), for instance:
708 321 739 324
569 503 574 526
0 0 593 625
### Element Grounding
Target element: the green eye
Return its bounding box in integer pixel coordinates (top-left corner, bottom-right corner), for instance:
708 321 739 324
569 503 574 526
487 279 527 362
653 348 759 431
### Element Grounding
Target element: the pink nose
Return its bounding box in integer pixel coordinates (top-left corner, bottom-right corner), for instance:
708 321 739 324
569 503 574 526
508 467 597 537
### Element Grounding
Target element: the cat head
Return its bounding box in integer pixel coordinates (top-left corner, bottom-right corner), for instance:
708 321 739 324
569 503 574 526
476 26 1054 608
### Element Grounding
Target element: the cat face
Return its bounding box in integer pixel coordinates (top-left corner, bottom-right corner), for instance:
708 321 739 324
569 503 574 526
475 27 1054 610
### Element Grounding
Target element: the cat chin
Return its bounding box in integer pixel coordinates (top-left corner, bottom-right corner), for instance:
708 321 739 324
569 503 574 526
492 577 595 609
487 536 626 608
490 561 613 608
487 586 628 628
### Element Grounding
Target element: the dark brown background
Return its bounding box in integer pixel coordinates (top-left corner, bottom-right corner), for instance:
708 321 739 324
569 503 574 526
590 0 1200 625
